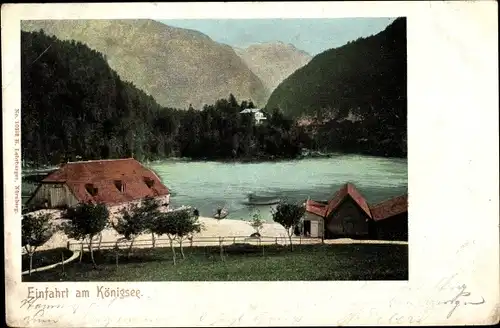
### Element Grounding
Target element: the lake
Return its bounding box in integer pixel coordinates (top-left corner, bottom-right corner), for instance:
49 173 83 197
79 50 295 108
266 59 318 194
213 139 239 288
149 154 407 222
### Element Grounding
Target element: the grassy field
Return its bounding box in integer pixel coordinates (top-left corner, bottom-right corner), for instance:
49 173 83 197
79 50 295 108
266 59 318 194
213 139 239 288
22 247 74 272
22 243 408 281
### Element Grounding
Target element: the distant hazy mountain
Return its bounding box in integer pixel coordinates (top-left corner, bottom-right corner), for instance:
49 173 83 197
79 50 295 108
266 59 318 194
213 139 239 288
234 42 311 94
21 19 269 109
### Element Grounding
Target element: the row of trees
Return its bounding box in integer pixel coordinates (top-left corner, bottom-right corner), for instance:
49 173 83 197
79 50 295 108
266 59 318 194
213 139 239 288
172 97 307 160
305 118 407 157
22 199 307 274
22 197 204 273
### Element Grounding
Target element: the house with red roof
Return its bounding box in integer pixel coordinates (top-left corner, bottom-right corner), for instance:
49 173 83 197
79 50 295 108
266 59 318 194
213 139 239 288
26 158 170 210
304 183 408 241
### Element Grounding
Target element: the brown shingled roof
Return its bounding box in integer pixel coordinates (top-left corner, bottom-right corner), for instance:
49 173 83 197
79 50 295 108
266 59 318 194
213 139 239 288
43 158 169 205
369 194 408 221
305 199 327 217
325 183 372 218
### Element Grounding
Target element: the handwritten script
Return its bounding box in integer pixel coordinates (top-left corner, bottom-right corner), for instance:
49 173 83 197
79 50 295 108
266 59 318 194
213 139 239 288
20 295 79 325
338 273 486 325
17 273 488 326
437 274 485 319
19 289 138 326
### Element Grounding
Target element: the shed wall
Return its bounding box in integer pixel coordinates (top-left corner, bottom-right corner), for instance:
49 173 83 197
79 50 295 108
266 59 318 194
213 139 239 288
374 212 408 241
325 198 370 238
27 183 79 208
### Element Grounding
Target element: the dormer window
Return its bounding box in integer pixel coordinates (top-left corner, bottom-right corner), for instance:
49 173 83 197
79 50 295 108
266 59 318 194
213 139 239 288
144 177 155 189
85 183 98 196
114 180 124 192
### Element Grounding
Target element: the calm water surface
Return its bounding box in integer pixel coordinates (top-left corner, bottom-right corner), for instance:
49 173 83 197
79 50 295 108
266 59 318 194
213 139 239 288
149 155 407 222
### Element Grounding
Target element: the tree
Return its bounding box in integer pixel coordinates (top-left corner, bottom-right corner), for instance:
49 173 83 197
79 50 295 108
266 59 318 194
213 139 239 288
272 202 305 251
249 210 266 255
62 202 109 268
150 211 179 265
174 209 204 259
112 203 147 257
249 210 265 236
140 196 162 248
151 209 204 264
22 212 55 275
228 93 239 109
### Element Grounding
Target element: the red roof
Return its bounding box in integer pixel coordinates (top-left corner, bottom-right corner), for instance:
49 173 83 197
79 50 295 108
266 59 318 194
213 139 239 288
325 183 372 218
42 158 169 205
369 194 408 221
305 199 327 217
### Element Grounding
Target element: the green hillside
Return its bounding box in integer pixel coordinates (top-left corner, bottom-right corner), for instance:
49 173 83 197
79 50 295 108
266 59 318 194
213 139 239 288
266 17 407 157
266 17 406 119
21 30 166 166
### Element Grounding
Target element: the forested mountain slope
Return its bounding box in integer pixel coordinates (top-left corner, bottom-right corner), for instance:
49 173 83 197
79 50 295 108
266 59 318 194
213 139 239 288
267 17 406 120
266 17 407 157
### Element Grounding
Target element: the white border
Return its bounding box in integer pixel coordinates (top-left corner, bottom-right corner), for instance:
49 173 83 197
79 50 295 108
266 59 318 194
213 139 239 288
2 2 499 326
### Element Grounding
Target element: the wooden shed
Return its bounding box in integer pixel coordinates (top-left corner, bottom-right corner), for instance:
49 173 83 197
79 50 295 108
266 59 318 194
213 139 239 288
369 194 408 241
26 158 170 210
304 183 408 241
304 199 327 238
304 183 372 238
322 183 373 239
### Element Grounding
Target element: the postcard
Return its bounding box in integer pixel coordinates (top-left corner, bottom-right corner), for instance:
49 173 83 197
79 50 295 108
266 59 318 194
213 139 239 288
2 1 499 327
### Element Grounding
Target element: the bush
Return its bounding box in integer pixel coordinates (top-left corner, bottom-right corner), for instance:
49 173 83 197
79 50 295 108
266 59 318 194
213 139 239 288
225 243 261 255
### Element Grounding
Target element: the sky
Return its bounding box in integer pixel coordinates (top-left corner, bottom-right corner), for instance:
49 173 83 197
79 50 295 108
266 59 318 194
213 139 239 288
158 18 396 56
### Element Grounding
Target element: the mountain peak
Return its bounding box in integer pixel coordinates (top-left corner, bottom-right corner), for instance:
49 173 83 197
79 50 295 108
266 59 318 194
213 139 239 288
235 41 312 93
242 41 308 54
21 19 269 109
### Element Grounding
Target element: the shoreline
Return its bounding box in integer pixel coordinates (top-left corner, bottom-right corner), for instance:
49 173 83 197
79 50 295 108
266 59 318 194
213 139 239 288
27 210 290 252
21 152 408 171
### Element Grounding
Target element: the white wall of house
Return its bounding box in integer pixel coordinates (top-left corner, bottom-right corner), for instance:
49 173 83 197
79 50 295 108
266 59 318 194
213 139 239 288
108 194 171 223
240 108 267 124
254 111 266 124
303 211 324 238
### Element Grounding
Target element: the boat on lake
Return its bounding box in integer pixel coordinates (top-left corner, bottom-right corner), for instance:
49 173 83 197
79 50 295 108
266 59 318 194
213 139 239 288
214 208 229 220
244 193 281 206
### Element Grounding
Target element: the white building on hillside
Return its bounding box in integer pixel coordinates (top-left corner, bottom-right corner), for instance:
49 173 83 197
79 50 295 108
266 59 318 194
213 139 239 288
240 108 267 124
